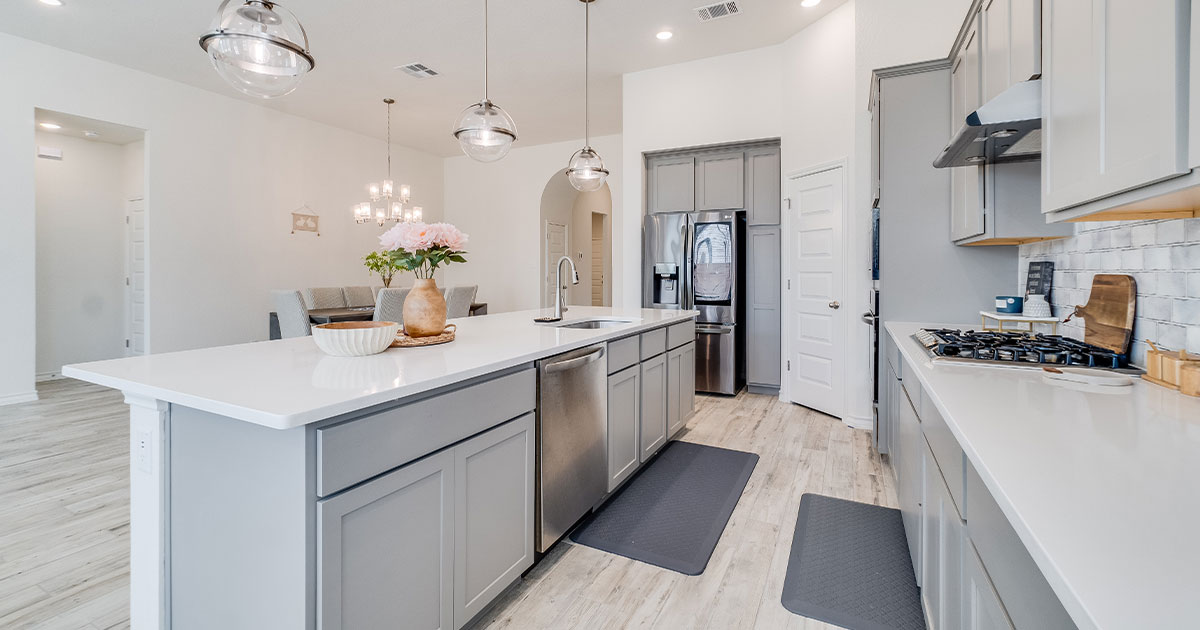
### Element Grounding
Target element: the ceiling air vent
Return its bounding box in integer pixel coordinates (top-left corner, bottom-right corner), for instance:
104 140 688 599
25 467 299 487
695 1 741 22
397 62 440 79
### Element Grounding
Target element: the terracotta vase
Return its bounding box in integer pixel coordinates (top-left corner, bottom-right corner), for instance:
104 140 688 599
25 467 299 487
402 278 447 337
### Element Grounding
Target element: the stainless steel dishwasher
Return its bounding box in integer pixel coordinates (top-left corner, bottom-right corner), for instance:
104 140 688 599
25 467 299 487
535 343 607 553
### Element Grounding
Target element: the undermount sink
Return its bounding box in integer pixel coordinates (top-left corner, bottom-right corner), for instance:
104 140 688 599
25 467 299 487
556 318 634 329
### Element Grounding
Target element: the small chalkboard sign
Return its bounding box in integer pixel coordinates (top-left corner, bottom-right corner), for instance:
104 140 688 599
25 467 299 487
1025 261 1054 299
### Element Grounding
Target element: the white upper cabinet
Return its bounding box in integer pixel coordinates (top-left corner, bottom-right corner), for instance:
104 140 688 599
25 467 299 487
982 0 1041 103
1042 0 1190 215
951 14 986 242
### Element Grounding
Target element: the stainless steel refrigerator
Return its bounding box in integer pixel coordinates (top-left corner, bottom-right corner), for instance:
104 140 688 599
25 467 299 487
643 210 745 395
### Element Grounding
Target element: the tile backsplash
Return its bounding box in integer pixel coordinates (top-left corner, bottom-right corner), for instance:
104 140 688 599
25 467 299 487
1018 217 1200 366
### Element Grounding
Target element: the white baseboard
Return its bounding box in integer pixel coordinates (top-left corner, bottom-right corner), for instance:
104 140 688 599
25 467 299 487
0 391 39 406
36 372 65 382
842 415 873 431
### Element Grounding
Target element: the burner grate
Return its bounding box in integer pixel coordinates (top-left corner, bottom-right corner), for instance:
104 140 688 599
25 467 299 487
917 328 1128 369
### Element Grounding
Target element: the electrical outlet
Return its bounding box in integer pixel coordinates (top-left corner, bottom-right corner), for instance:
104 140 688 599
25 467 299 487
136 429 153 473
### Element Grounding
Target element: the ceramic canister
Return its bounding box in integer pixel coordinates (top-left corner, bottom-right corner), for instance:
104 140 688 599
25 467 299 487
995 296 1024 313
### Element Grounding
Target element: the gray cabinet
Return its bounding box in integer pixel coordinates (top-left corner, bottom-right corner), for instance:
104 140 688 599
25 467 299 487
648 156 696 214
318 449 455 630
894 375 924 584
982 0 1040 103
453 413 534 629
1042 0 1190 216
950 14 985 242
695 151 745 210
745 146 781 225
922 438 963 630
607 365 641 491
639 352 668 462
747 226 781 390
666 341 696 438
963 541 1015 630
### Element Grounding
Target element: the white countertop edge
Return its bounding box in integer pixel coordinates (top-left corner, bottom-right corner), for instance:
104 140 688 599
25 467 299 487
64 310 699 430
884 321 1101 630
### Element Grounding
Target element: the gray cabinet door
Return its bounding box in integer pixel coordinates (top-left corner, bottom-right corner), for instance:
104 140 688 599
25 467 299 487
745 146 781 225
922 438 964 630
453 414 535 629
746 226 781 388
963 541 1015 630
666 346 682 438
695 151 745 210
318 450 454 630
895 385 923 585
607 365 641 491
648 156 695 214
639 353 668 462
950 15 986 242
982 0 1041 103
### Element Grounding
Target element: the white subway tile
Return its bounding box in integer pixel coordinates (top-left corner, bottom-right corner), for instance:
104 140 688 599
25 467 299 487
1120 248 1145 270
1185 218 1200 242
1092 230 1112 250
1131 224 1156 247
1173 299 1200 325
1189 272 1200 299
1102 252 1122 270
1159 273 1187 297
1157 219 1187 244
1158 322 1187 350
1109 228 1133 249
1170 244 1200 270
1075 232 1093 251
1145 247 1171 269
1133 272 1157 295
1070 253 1087 269
1187 326 1200 355
1141 296 1173 320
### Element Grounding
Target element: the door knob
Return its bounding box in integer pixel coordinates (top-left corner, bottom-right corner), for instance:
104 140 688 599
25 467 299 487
828 301 841 309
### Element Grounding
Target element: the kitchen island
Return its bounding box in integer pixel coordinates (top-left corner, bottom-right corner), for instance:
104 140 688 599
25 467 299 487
63 306 698 630
883 322 1200 630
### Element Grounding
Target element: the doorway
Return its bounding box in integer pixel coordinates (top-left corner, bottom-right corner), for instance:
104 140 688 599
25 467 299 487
544 221 568 307
34 109 146 378
784 164 846 419
538 173 612 310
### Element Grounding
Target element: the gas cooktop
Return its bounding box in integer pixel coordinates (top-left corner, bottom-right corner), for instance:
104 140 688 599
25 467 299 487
915 328 1134 371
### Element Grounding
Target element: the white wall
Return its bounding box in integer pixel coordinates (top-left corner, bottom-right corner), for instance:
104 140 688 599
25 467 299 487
34 132 130 376
620 0 971 426
442 134 621 314
0 32 444 402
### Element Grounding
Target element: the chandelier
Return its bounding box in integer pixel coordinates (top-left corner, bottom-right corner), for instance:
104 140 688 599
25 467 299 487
355 98 420 226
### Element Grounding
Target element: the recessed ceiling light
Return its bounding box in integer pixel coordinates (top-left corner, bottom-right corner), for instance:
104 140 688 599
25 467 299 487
38 0 64 6
39 122 61 130
800 0 821 7
83 131 100 138
656 30 673 40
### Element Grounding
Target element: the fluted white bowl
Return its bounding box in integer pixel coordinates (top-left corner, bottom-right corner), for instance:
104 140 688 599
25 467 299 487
312 321 399 357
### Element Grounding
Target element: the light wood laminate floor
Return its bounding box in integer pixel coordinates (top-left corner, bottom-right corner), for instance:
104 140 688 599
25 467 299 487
0 379 130 630
0 381 895 630
470 390 898 630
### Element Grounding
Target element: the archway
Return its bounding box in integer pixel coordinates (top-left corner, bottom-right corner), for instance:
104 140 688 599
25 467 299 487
538 172 612 310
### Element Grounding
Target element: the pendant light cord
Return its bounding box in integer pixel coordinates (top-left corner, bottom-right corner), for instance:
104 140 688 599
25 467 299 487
483 0 489 100
386 100 392 181
584 0 590 148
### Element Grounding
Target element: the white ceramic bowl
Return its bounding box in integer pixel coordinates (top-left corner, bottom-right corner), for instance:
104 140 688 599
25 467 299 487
312 321 400 357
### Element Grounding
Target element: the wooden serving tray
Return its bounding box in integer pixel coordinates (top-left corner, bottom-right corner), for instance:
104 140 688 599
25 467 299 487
1070 274 1136 354
391 324 456 348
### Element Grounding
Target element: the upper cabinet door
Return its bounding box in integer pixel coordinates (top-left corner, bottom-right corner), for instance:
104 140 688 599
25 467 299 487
695 151 745 211
983 0 1041 103
1042 0 1189 213
745 147 782 225
648 156 695 214
951 18 987 242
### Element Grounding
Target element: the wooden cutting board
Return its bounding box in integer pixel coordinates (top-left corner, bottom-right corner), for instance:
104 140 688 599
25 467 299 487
1069 274 1136 354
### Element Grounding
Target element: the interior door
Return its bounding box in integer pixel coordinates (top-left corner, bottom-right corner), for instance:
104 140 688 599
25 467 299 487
126 197 146 356
786 166 845 418
544 221 567 308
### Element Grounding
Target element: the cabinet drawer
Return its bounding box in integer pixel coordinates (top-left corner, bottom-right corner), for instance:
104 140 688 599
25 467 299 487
921 394 965 518
607 335 640 374
640 327 667 360
316 369 536 497
965 460 1075 629
900 357 920 413
667 320 695 350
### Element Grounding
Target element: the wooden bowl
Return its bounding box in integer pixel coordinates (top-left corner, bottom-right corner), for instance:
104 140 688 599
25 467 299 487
312 321 400 356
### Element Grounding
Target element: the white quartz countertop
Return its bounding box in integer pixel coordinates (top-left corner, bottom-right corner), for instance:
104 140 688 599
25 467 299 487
886 322 1200 630
64 307 697 430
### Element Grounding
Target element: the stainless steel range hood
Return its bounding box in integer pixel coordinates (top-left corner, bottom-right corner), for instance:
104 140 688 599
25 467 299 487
933 78 1042 168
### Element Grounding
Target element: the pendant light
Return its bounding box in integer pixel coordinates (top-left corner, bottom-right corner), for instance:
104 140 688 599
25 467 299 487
198 0 315 99
452 0 518 162
355 99 415 225
565 0 609 193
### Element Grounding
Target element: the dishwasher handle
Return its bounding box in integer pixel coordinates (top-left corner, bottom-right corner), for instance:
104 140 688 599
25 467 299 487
543 347 605 373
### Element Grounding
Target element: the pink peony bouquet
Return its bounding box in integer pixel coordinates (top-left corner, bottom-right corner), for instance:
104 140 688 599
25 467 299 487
374 221 469 279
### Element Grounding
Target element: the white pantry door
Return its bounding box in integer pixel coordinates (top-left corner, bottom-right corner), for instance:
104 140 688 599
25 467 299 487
544 221 568 308
126 198 146 356
786 166 845 418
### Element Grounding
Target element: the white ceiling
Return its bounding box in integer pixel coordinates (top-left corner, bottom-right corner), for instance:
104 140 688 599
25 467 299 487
2 0 846 156
35 108 146 145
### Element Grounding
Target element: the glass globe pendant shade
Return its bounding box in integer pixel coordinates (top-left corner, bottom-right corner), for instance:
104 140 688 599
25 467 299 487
453 100 518 163
198 0 315 99
566 147 609 192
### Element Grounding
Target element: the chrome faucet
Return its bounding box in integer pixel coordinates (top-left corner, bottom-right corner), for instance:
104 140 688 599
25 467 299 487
554 255 579 320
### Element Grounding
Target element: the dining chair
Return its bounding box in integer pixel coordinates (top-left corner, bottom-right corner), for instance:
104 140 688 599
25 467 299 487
272 290 312 338
302 287 348 310
445 285 478 319
343 286 375 308
374 288 411 324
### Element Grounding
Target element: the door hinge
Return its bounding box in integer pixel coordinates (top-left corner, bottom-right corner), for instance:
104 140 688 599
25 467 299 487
126 277 130 286
125 339 130 348
787 279 791 290
125 216 130 224
785 197 792 209
786 360 791 371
